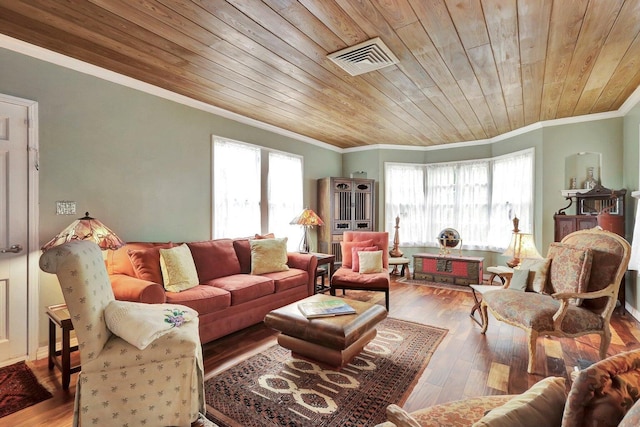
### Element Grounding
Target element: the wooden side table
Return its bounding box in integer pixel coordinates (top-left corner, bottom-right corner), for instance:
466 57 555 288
310 252 335 293
389 257 410 278
46 304 81 390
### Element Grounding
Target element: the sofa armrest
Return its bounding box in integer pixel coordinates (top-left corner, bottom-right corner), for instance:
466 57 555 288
110 273 166 304
287 252 318 295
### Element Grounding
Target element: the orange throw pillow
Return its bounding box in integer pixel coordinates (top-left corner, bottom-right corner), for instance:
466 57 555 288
341 239 374 268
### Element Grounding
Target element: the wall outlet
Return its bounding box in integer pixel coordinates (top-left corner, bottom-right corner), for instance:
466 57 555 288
56 201 76 215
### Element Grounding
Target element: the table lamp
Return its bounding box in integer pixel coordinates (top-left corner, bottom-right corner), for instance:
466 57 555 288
289 208 324 253
41 212 125 251
503 232 542 268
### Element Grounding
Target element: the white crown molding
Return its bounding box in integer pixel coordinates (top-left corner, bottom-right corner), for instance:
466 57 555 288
2 34 638 155
0 35 342 153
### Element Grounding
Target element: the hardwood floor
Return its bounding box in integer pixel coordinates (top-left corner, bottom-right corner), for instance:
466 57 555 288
7 276 640 426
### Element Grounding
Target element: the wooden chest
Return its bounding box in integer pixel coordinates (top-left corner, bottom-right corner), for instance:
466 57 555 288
413 253 484 286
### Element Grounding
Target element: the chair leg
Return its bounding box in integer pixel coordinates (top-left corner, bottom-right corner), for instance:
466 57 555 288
330 288 336 296
384 289 389 311
527 329 538 374
480 302 489 333
599 329 611 360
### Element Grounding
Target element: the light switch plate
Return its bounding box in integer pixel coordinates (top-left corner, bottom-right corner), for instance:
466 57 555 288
56 201 76 215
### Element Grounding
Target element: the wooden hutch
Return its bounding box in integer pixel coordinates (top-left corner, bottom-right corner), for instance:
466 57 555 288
554 185 626 242
317 177 375 262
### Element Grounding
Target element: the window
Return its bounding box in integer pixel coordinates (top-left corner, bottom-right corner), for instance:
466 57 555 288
385 148 534 251
213 137 303 250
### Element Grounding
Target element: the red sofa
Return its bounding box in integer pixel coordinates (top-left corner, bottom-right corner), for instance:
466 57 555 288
105 238 318 344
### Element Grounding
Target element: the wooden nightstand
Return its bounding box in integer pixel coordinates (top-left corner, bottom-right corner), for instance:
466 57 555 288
46 304 81 390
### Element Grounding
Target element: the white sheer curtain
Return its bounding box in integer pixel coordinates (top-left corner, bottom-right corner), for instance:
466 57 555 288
385 163 427 246
488 149 535 250
213 139 261 238
268 151 303 251
454 161 490 248
384 149 534 251
425 163 456 246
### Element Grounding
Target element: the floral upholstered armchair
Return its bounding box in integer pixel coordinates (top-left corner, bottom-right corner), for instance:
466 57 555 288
480 227 630 374
40 240 205 427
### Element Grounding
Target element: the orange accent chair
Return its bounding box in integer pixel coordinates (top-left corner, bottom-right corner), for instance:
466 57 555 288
330 231 390 310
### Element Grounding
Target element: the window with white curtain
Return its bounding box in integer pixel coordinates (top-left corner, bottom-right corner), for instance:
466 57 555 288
213 137 303 250
385 148 534 251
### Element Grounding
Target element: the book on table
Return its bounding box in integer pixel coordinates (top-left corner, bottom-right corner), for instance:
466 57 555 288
298 299 356 318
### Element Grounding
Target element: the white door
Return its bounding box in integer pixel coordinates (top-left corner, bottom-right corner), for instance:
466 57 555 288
0 99 29 365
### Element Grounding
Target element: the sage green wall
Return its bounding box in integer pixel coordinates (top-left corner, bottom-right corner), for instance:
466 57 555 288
0 48 342 347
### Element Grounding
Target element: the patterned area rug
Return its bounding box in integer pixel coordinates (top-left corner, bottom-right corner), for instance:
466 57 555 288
398 277 473 292
0 361 52 418
205 318 447 427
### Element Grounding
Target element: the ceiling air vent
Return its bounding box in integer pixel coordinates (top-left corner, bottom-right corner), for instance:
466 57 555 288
328 37 399 76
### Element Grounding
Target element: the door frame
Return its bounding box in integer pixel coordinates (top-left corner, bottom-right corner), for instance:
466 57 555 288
1 93 39 361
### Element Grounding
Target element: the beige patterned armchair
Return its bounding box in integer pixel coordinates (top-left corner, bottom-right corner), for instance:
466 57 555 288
480 227 630 374
40 240 205 427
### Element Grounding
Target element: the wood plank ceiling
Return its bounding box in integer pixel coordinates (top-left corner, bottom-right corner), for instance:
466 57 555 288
1 0 639 149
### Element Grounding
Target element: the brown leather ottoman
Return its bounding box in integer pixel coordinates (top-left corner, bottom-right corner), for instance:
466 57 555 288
264 294 388 367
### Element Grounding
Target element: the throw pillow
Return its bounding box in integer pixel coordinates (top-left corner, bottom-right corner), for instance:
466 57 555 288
159 244 200 292
254 232 275 239
509 268 529 292
250 237 289 275
359 250 383 274
386 404 421 427
472 376 566 427
340 239 374 268
518 258 551 293
351 246 378 272
547 243 593 304
128 247 165 284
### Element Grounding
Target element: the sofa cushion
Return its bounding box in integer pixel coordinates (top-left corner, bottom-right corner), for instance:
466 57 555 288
341 239 374 269
332 267 389 290
547 243 593 303
352 246 378 272
233 239 252 274
250 238 289 275
471 376 566 427
518 257 550 293
187 239 241 281
563 349 640 427
260 268 308 292
128 247 165 284
107 242 174 277
482 289 604 333
359 250 384 274
209 274 275 305
164 284 231 315
159 244 200 292
378 395 514 427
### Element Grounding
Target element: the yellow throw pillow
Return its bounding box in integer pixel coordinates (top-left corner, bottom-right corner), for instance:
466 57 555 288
359 250 383 274
250 237 289 275
471 377 567 427
159 244 200 292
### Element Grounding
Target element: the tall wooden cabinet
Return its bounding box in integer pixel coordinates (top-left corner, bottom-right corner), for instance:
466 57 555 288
317 177 375 262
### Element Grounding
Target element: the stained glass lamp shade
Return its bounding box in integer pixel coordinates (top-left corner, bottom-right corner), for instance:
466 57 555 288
41 212 125 251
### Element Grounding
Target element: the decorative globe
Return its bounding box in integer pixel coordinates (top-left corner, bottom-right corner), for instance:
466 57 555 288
438 228 460 248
